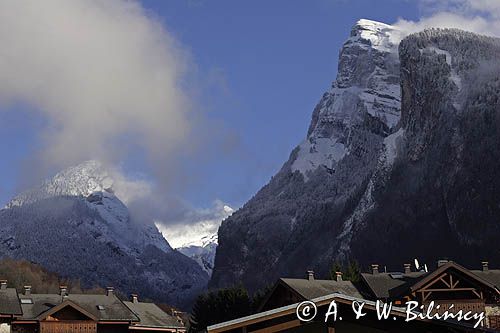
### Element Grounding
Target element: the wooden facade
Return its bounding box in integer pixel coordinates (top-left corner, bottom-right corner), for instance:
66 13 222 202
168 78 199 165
39 321 97 333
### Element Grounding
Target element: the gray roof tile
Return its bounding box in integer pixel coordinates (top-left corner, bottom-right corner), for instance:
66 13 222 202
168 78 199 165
361 272 426 299
19 294 139 322
280 278 363 299
124 301 184 329
0 288 22 315
471 270 500 289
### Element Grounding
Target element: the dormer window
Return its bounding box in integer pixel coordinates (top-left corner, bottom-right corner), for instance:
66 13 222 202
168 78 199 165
20 298 33 304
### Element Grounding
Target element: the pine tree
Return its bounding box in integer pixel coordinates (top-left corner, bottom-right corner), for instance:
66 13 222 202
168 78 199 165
329 261 343 280
329 259 360 282
344 260 361 282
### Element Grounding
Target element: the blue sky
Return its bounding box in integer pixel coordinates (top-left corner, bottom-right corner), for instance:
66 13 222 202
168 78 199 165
0 1 421 210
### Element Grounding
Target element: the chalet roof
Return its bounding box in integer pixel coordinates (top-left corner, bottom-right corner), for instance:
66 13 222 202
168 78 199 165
207 292 485 333
361 262 500 299
208 293 410 333
124 301 183 329
0 287 22 315
471 270 500 289
409 262 499 292
36 299 98 321
280 278 363 299
361 271 426 298
19 293 139 322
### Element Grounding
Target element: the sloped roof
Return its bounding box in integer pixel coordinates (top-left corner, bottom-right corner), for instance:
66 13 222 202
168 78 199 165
280 278 363 299
19 293 139 322
124 301 184 329
0 287 22 315
36 299 97 321
361 271 426 299
208 292 485 333
361 262 500 299
471 270 500 289
410 262 499 292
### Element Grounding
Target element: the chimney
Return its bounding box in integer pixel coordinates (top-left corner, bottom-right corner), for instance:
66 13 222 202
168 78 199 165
307 270 315 281
0 280 7 290
404 264 411 274
335 272 343 282
371 264 379 275
24 286 31 296
437 259 449 267
131 294 139 303
482 261 489 272
59 285 67 296
106 287 114 296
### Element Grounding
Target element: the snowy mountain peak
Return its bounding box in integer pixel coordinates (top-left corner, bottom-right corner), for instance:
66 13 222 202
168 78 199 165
350 19 402 53
291 19 402 178
5 160 172 254
6 160 113 208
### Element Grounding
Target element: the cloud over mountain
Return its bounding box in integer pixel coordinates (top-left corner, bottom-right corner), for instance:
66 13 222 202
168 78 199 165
395 0 500 37
0 0 191 176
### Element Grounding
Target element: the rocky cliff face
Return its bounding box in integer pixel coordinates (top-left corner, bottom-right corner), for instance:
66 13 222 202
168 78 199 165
211 21 500 292
349 28 500 266
0 161 208 309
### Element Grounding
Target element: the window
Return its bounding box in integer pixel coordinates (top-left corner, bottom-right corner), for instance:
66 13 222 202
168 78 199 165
20 298 33 304
97 305 105 311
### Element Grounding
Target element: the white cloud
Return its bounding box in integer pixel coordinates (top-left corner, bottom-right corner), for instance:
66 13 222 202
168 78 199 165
0 0 191 175
395 0 500 37
156 200 234 248
107 167 153 205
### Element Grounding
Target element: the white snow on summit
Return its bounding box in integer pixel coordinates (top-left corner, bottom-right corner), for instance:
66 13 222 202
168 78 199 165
6 160 113 208
6 160 172 254
158 201 234 249
351 19 404 53
157 201 234 275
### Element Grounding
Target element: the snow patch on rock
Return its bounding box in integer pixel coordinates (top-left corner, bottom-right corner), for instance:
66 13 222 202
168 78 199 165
291 19 402 179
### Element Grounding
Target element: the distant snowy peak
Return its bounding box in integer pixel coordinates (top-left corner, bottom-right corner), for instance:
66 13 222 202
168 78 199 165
5 160 172 254
6 160 113 208
160 203 234 275
183 233 218 248
158 203 233 249
178 237 217 276
292 19 402 178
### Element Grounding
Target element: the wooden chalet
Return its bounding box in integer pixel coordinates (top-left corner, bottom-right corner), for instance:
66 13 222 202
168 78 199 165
0 282 186 333
208 293 481 333
208 261 500 332
360 261 500 330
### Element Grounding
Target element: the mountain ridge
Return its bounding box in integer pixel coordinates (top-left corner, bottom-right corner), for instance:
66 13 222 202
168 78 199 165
211 21 500 292
0 160 208 309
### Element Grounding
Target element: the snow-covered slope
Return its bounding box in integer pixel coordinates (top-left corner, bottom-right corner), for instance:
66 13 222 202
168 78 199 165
162 204 234 275
292 19 402 178
178 234 218 275
7 160 114 207
211 19 404 291
211 22 500 293
0 160 208 308
7 160 171 254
